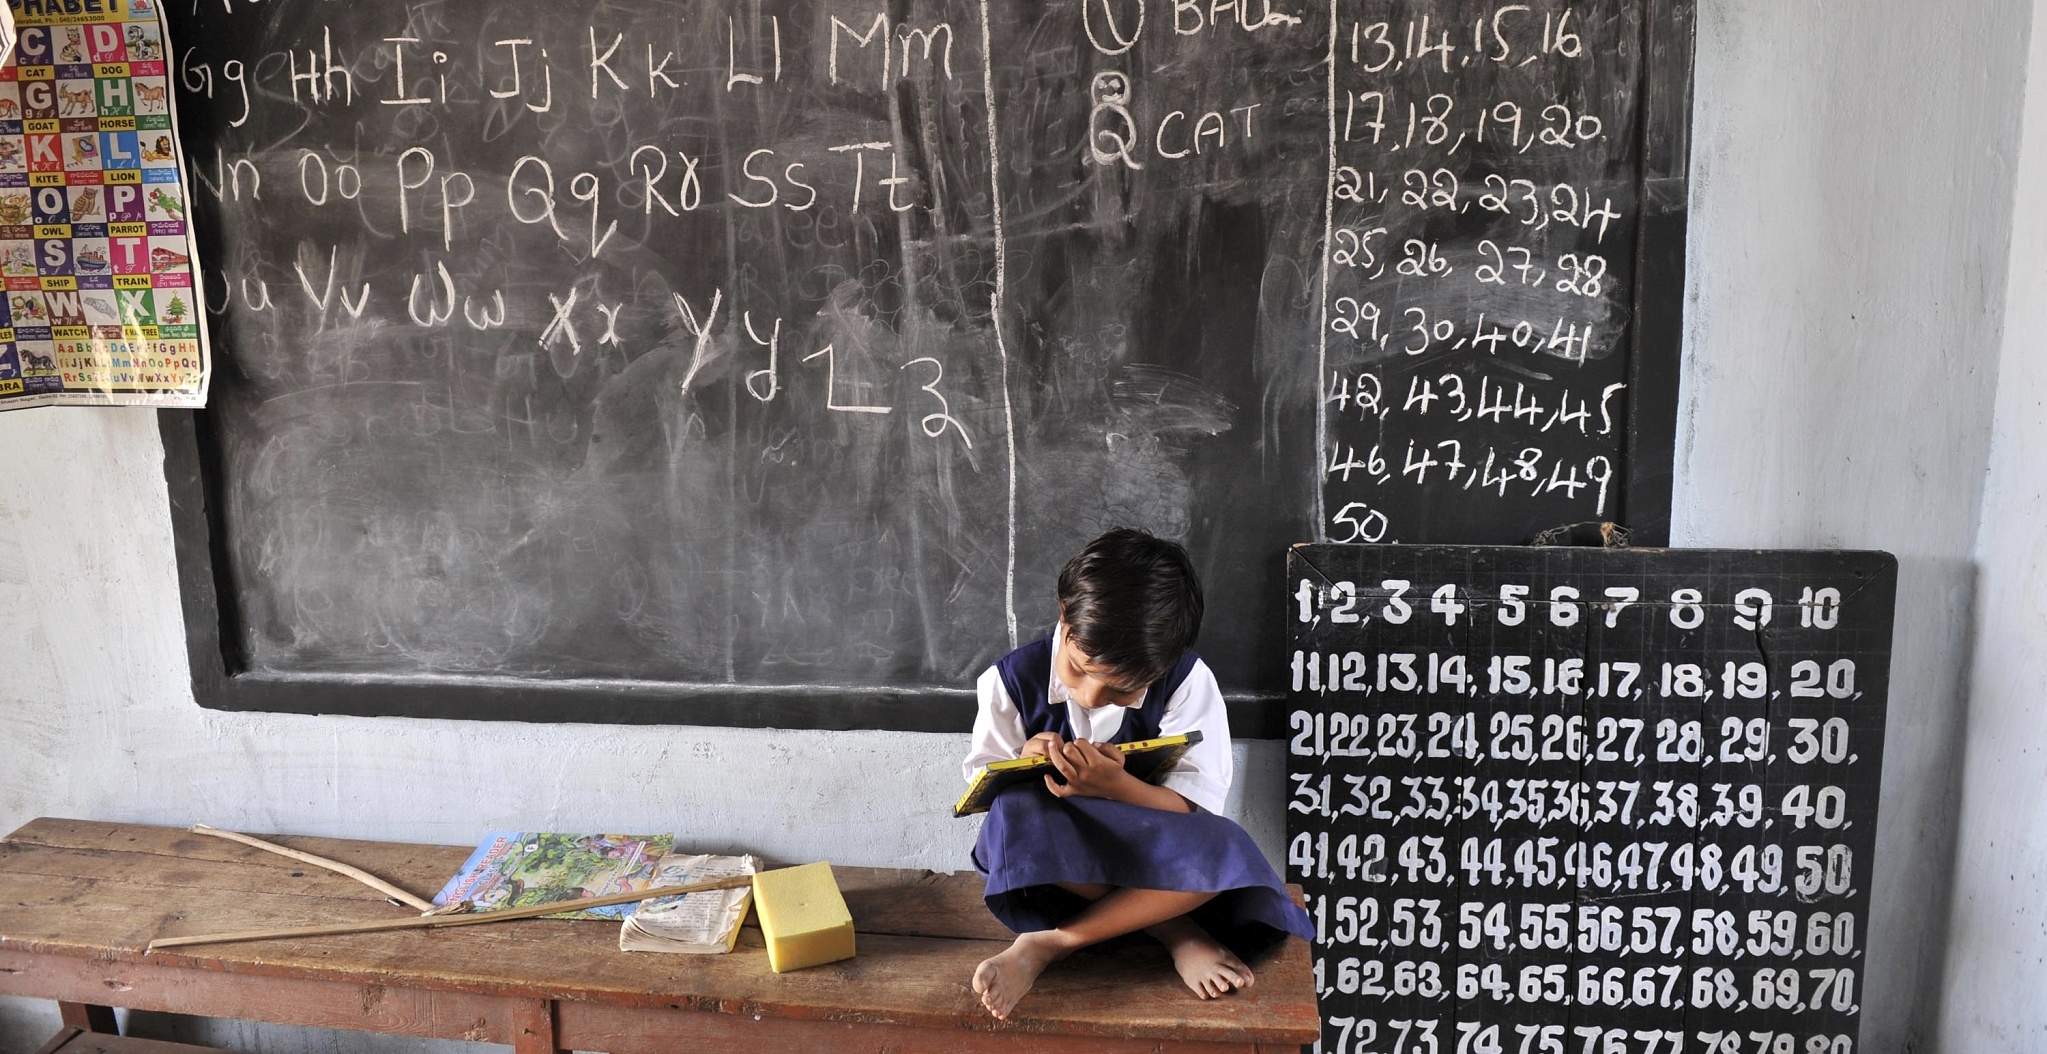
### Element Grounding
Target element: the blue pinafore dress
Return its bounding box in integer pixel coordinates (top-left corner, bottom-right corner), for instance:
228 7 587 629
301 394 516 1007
970 638 1314 961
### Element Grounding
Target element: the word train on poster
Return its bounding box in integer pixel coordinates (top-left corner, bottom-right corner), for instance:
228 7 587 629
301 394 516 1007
1286 545 1895 1054
0 0 209 409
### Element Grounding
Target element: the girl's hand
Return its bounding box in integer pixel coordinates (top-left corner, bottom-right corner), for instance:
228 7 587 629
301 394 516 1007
1020 732 1064 759
1044 739 1131 800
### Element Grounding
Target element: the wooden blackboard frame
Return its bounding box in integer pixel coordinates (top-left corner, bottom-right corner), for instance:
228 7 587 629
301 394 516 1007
159 0 1694 737
1620 0 1698 545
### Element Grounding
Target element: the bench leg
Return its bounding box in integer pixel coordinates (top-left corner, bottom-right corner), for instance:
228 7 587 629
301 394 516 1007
57 1002 117 1034
512 999 559 1054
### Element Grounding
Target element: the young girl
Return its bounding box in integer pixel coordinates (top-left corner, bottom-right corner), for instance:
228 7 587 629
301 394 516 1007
964 528 1314 1021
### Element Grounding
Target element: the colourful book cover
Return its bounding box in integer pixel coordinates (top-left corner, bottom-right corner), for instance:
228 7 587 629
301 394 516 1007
431 832 675 920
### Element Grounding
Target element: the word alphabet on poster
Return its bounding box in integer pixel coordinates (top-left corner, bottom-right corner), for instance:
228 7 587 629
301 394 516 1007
0 0 210 409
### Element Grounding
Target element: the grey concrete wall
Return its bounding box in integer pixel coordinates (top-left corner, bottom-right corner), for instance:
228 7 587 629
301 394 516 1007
1672 2 2033 1051
3 1 2041 1052
1938 2 2047 1048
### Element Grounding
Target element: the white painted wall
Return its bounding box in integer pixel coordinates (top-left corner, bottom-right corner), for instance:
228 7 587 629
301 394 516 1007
1938 1 2047 1048
3 1 2042 1052
1672 2 2033 1050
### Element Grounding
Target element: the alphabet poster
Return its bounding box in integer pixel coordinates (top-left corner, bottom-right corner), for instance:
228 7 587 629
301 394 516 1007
0 0 209 410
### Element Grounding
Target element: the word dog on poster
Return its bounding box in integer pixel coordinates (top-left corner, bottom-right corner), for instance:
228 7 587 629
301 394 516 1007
1286 545 1895 1054
0 0 209 409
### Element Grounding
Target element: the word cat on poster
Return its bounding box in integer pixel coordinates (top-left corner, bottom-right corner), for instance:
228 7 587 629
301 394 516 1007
0 0 208 409
1286 545 1895 1054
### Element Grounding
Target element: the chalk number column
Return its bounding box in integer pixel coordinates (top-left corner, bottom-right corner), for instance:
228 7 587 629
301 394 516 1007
1318 1 1645 545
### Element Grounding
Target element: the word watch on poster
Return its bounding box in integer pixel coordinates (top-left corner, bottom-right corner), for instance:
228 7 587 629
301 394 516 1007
1286 545 1895 1054
0 0 210 409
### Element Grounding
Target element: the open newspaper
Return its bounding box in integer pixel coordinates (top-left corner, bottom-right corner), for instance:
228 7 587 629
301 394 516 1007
619 852 760 954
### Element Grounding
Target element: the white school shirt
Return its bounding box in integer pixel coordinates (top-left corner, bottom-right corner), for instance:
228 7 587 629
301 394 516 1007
962 624 1233 815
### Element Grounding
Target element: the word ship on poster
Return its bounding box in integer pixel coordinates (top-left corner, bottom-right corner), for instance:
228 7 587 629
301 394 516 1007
0 0 209 410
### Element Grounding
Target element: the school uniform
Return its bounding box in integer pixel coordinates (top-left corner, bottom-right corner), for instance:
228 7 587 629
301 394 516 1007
965 627 1314 960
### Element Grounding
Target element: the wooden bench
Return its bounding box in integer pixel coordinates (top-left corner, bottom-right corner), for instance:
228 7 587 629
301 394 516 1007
33 1027 236 1054
0 819 1320 1053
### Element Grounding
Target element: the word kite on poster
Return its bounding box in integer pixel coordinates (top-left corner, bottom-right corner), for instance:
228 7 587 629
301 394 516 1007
0 0 209 410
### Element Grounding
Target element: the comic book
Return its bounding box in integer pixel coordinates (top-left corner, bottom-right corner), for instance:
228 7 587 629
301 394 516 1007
431 832 676 920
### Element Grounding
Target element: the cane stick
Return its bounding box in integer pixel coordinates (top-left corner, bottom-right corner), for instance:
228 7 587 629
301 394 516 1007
189 824 438 913
146 872 757 953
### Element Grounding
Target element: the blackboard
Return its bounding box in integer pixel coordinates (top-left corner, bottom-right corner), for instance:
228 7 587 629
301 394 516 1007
1285 545 1895 1050
161 0 1694 731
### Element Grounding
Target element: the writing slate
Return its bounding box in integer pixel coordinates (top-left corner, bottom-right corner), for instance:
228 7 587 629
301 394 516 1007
161 0 1694 730
1285 545 1894 1050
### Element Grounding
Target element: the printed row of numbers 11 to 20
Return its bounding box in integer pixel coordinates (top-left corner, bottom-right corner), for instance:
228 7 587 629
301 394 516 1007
1290 654 1863 702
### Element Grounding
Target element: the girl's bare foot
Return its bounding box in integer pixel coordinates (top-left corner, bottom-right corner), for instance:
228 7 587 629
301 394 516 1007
972 930 1066 1020
1152 916 1254 999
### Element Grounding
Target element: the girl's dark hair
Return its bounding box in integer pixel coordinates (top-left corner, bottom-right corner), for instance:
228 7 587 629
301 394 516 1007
1056 527 1204 687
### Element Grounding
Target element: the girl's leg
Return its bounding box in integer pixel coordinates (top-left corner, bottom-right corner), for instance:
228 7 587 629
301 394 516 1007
972 887 1251 1019
1051 881 1256 999
1144 913 1256 1000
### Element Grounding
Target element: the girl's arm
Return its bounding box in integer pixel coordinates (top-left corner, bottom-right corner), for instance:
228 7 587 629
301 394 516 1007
1152 661 1232 814
963 667 1030 781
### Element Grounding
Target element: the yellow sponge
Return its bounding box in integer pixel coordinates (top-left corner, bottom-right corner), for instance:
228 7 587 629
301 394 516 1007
751 862 856 973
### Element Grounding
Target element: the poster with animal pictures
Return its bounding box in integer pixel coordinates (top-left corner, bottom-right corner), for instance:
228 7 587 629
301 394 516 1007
0 0 208 409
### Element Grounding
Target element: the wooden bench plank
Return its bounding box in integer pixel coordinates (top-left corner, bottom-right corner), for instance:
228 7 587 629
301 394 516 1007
510 998 556 1054
2 821 471 910
834 867 1012 941
0 843 427 911
3 820 1014 940
0 820 1320 1046
56 1005 116 1034
0 947 524 1044
0 862 418 952
36 1026 244 1054
29 1026 82 1054
555 999 1279 1054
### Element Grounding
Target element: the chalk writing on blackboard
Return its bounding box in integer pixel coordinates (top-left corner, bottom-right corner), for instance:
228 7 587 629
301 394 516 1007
164 0 1687 721
1316 2 1644 543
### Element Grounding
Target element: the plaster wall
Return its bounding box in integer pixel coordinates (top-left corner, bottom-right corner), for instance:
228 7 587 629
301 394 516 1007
1670 1 2032 1050
0 0 2038 1052
1937 1 2047 1047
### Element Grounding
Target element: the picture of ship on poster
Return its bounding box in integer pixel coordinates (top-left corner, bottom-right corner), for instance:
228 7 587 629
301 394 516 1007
0 0 211 410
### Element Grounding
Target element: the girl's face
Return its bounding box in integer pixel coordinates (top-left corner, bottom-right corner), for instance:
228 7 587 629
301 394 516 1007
1054 624 1150 710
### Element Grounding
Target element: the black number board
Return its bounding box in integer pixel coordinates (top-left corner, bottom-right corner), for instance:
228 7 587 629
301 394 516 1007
1285 545 1895 1054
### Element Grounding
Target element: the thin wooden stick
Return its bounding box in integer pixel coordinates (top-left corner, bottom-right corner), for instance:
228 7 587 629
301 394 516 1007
190 824 438 913
145 873 758 953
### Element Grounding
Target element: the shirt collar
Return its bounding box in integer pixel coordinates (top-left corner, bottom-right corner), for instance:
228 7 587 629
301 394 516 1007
1048 625 1131 741
1047 623 1075 707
